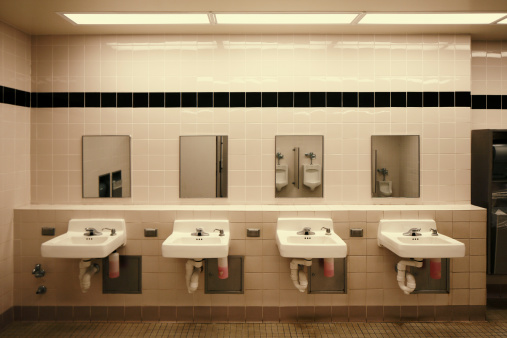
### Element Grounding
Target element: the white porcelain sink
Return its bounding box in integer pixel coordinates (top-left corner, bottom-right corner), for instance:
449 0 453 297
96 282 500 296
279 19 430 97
41 219 127 258
276 218 347 258
377 219 465 258
162 220 230 259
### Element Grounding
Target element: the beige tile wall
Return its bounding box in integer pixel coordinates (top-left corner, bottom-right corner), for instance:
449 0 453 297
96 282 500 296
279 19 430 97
13 207 487 310
0 22 31 315
30 34 472 205
471 40 507 129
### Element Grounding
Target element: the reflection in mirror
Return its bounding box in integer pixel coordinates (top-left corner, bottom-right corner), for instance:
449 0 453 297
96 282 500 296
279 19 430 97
371 135 420 198
82 135 131 198
180 136 228 198
275 135 324 198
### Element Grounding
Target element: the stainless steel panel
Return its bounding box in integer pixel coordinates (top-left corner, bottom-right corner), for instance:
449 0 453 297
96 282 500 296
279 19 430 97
205 256 243 294
308 258 346 294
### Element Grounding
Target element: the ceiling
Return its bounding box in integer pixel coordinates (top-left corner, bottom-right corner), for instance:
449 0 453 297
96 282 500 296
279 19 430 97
1 0 506 39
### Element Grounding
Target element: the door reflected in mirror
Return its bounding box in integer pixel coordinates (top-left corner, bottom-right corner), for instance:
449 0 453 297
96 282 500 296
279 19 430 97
371 135 420 198
82 135 131 198
180 136 228 198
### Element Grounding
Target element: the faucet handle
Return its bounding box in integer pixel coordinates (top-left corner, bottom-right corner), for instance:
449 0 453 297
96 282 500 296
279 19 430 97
321 227 331 235
214 229 225 236
303 226 311 232
429 228 438 236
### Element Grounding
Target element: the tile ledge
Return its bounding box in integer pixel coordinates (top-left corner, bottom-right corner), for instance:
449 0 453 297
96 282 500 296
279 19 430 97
15 204 486 212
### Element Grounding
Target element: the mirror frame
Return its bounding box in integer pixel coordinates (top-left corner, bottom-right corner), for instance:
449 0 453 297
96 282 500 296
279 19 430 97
371 135 420 198
82 135 131 198
179 135 228 199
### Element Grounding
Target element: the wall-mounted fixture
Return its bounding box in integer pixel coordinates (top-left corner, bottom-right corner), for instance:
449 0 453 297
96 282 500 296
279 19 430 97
82 135 131 198
180 136 228 198
275 135 323 198
36 285 47 295
371 135 420 198
471 129 507 274
32 264 45 278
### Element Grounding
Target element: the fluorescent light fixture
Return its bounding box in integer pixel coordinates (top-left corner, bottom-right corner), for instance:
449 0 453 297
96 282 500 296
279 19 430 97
215 13 359 24
359 13 507 25
497 16 507 24
63 13 210 25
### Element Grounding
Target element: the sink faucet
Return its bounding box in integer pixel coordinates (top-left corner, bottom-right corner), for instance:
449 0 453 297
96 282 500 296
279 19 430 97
84 227 102 236
403 228 421 236
297 227 315 235
214 229 225 236
102 228 116 236
321 227 331 235
191 228 209 236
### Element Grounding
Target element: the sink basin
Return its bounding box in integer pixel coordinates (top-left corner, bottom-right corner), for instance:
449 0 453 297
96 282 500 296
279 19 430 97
41 219 127 258
377 219 465 258
276 218 347 258
162 220 230 259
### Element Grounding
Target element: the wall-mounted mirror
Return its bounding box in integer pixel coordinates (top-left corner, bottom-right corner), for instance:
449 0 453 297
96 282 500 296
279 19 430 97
82 135 131 198
371 135 420 198
180 136 228 198
275 135 324 198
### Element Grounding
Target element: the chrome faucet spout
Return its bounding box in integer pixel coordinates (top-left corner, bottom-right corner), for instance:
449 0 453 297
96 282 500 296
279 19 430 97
84 227 102 236
191 227 209 236
297 226 315 235
403 228 421 236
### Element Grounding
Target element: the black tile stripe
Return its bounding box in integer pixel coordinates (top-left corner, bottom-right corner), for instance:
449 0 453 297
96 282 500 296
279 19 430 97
0 85 503 109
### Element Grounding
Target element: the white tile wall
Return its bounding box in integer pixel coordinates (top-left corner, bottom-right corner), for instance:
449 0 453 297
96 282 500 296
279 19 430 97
0 21 31 315
28 34 473 205
471 40 507 129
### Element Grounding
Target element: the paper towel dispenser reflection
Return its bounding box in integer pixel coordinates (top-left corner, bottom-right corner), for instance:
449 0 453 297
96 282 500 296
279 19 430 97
493 144 507 180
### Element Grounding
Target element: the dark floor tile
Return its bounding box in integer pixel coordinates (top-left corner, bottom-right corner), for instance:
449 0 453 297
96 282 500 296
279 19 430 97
56 306 74 321
228 306 245 322
21 307 38 321
332 306 349 322
366 306 383 322
314 306 332 322
211 306 228 322
452 305 470 321
90 306 107 322
470 305 486 321
73 306 91 322
298 306 315 322
262 307 279 322
280 307 298 323
246 306 262 322
39 306 56 322
194 306 211 323
383 306 400 322
435 305 452 322
124 306 142 322
418 306 435 322
401 306 417 322
349 306 366 322
107 307 124 322
160 306 177 321
13 306 21 321
176 306 194 322
142 306 159 322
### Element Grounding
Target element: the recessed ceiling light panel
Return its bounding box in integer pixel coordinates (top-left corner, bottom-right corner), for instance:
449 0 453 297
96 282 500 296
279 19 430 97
62 13 210 25
215 13 359 25
359 13 507 25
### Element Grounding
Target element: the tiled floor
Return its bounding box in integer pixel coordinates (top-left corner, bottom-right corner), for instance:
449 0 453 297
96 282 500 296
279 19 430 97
1 306 507 337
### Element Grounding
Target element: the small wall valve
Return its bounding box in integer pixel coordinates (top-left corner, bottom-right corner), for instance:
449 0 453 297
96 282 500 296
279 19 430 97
32 264 45 278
